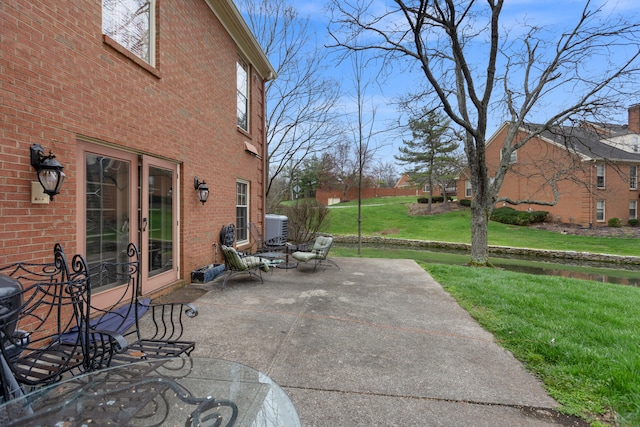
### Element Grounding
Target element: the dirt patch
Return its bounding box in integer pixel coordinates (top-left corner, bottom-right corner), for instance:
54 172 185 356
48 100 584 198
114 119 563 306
373 228 400 235
408 202 462 216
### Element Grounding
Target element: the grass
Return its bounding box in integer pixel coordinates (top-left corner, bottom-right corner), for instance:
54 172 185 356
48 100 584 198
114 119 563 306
424 264 640 426
321 196 640 425
323 197 639 256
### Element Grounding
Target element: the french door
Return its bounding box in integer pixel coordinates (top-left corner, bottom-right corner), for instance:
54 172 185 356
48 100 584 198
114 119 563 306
141 156 179 293
79 142 179 296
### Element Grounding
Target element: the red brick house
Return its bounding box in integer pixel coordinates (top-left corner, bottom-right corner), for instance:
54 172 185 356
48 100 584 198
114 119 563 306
0 1 275 297
457 106 640 227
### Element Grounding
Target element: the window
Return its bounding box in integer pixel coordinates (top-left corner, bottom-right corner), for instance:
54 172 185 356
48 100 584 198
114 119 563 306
465 180 472 198
236 180 249 244
237 59 249 131
500 148 517 164
630 165 638 190
596 200 605 222
630 200 638 220
596 164 605 188
102 0 155 65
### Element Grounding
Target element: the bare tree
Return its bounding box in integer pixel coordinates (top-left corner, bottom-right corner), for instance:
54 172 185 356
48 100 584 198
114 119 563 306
370 161 399 188
329 0 640 265
239 0 343 206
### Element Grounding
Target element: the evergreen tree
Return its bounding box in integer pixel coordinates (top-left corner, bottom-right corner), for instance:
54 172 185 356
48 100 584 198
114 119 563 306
395 109 459 211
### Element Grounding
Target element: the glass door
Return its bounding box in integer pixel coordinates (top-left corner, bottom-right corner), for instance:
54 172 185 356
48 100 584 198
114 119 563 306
141 156 179 293
81 145 139 293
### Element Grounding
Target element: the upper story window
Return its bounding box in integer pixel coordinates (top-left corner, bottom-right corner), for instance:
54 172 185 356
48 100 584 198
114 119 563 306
237 59 249 131
596 163 605 188
630 165 637 190
102 0 155 66
501 148 517 164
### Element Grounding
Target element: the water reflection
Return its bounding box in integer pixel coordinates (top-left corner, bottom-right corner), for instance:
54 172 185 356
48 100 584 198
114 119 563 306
492 262 640 287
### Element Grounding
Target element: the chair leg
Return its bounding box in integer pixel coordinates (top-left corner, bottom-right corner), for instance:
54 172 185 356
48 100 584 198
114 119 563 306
324 259 340 270
222 271 235 289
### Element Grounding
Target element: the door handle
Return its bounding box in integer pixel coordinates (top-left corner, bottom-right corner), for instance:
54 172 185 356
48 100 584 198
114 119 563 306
142 217 148 232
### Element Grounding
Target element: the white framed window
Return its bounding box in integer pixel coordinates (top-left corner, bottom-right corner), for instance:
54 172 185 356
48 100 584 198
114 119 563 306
630 165 637 190
237 59 249 131
465 180 472 198
236 180 249 244
102 0 155 66
596 200 605 222
596 164 605 188
630 200 638 220
501 148 517 164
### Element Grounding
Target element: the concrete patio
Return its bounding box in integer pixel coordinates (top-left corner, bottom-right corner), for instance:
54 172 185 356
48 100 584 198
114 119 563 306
177 257 587 426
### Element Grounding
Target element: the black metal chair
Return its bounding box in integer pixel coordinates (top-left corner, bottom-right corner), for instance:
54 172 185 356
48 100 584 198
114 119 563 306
0 245 121 401
86 243 199 365
220 245 270 289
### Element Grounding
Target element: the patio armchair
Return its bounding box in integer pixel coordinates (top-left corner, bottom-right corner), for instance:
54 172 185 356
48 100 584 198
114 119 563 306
290 235 339 272
220 245 270 289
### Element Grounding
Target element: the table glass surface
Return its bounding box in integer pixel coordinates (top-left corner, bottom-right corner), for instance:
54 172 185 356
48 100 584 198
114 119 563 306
0 357 300 427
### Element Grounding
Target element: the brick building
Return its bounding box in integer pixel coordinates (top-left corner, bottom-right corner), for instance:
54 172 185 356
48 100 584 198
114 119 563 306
0 1 275 297
457 105 640 227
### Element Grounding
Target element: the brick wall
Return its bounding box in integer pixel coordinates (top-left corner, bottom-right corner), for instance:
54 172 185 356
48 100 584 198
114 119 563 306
457 124 640 227
0 1 268 277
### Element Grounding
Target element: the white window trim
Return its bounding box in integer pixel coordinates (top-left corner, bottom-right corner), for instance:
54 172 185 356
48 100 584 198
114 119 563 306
236 179 250 244
596 164 605 189
630 200 638 220
237 58 249 132
596 200 605 222
630 165 637 190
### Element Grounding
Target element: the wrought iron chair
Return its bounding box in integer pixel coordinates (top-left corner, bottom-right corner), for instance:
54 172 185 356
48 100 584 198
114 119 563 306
290 235 340 272
220 245 270 289
249 222 286 253
81 243 199 366
0 245 123 401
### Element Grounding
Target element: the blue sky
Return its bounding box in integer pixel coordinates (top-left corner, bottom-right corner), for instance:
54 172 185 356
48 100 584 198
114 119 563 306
246 0 640 170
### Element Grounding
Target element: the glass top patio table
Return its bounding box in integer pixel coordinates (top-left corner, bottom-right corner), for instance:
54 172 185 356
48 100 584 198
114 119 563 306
0 357 300 426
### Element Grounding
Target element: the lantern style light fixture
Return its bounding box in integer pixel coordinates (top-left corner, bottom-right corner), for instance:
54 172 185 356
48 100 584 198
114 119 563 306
193 177 209 205
30 144 66 201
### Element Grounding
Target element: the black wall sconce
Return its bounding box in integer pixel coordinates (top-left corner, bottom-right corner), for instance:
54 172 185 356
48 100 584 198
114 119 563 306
194 177 209 205
30 144 66 201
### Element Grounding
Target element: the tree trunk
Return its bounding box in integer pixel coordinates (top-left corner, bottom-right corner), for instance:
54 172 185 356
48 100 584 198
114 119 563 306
470 201 491 266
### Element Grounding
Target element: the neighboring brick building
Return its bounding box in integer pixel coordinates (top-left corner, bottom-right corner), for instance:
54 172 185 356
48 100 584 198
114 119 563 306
0 1 275 296
457 106 640 227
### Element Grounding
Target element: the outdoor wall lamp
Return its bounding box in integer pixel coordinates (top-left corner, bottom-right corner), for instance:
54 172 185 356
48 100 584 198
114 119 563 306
30 144 66 201
194 177 209 205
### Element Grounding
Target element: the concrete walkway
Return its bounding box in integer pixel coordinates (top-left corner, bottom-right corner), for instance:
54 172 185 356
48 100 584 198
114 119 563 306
181 258 586 426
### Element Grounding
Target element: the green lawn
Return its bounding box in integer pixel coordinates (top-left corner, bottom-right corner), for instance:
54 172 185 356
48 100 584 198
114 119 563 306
320 196 640 425
323 197 639 256
426 264 640 426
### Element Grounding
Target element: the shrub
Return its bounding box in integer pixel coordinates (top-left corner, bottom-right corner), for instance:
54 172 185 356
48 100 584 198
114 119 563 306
529 211 550 224
277 199 330 244
608 217 622 227
490 207 550 226
629 218 639 227
459 199 471 207
417 196 446 204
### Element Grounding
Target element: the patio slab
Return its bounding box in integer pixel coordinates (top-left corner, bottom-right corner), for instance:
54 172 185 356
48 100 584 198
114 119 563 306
177 257 587 426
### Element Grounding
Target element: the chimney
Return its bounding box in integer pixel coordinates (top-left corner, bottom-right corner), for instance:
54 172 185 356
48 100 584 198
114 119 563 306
628 104 640 133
